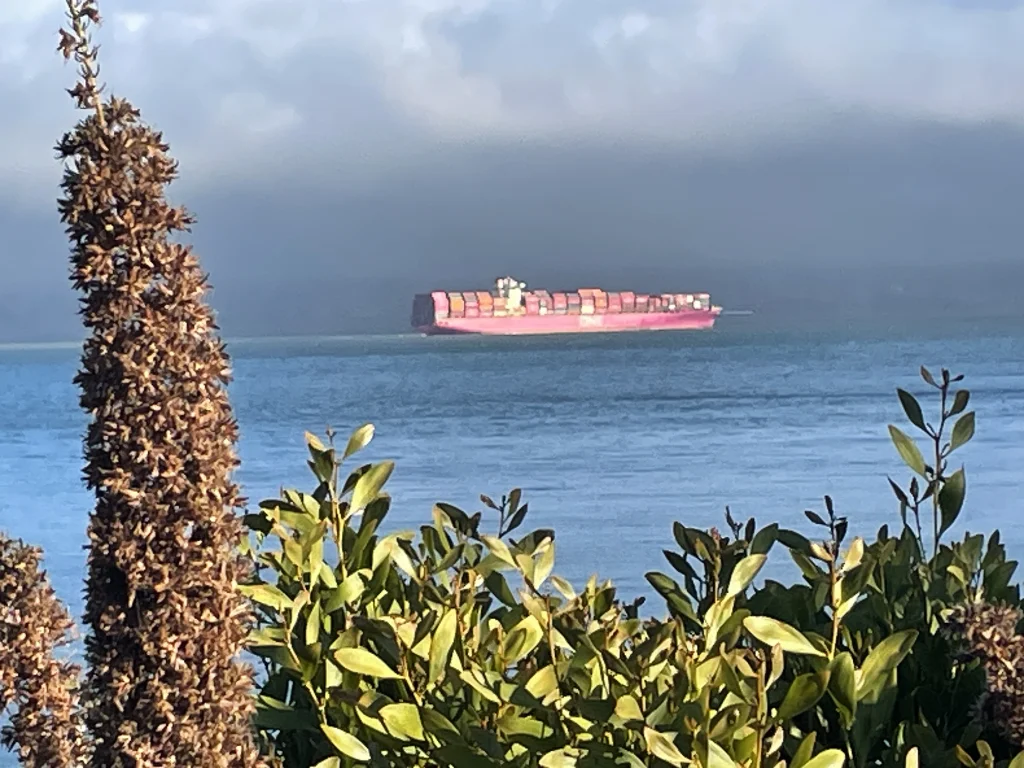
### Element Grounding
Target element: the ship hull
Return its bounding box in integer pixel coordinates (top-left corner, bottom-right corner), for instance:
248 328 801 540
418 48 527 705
417 309 720 336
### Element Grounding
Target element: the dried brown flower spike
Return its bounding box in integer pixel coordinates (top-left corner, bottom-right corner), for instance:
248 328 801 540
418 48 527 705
56 0 261 764
945 601 1024 749
0 533 89 766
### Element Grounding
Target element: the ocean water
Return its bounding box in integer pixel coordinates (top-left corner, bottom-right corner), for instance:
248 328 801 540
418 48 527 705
1 326 1023 648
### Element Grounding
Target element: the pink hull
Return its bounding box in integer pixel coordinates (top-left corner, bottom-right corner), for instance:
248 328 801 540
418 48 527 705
418 309 720 336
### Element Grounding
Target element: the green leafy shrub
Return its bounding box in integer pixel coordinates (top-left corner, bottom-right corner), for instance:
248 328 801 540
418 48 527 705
241 369 1024 768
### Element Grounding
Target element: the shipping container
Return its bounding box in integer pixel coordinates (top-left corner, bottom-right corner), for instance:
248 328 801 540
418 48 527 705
553 292 568 307
477 291 493 306
465 306 479 318
479 304 493 317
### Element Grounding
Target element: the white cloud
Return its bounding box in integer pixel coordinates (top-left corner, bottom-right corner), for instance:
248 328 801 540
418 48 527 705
2 0 1024 205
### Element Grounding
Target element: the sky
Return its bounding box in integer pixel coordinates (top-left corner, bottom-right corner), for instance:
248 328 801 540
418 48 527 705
3 0 1024 341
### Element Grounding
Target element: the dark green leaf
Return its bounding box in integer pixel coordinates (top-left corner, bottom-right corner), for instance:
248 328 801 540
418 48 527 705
663 550 697 580
484 571 518 607
857 629 918 702
950 412 975 452
920 366 937 387
888 478 909 505
777 529 813 555
750 524 778 555
350 461 394 513
897 389 927 432
828 652 858 728
938 468 966 539
505 505 529 535
805 510 827 527
949 389 970 416
777 671 829 721
645 572 698 623
791 733 817 768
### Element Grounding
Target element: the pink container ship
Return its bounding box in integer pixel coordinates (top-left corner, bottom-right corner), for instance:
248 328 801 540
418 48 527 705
411 276 722 336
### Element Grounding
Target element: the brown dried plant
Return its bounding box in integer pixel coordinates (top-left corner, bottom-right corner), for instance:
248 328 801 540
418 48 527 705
56 0 261 764
946 601 1024 749
0 533 89 766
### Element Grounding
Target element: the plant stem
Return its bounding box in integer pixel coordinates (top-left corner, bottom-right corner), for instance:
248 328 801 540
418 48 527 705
932 383 948 558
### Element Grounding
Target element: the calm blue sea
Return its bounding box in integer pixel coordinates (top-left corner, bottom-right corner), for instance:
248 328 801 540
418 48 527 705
1 325 1023 649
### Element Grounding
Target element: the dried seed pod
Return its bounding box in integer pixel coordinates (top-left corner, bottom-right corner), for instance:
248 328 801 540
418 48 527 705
945 601 1024 748
0 533 90 765
56 1 262 764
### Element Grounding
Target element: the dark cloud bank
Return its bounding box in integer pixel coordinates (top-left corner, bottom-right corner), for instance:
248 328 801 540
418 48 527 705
4 117 1024 344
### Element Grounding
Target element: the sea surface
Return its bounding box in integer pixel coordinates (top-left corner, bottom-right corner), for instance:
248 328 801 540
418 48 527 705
1 324 1023 649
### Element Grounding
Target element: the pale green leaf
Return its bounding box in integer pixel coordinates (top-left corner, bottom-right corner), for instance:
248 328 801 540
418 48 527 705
707 738 737 768
743 616 826 657
429 609 458 683
888 425 927 476
534 538 555 588
502 615 544 663
351 461 394 513
344 423 375 460
320 725 370 761
539 748 578 768
525 665 559 700
727 554 767 597
481 535 517 568
334 647 402 679
380 703 425 741
643 728 688 767
614 694 644 722
802 749 846 768
238 583 293 612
